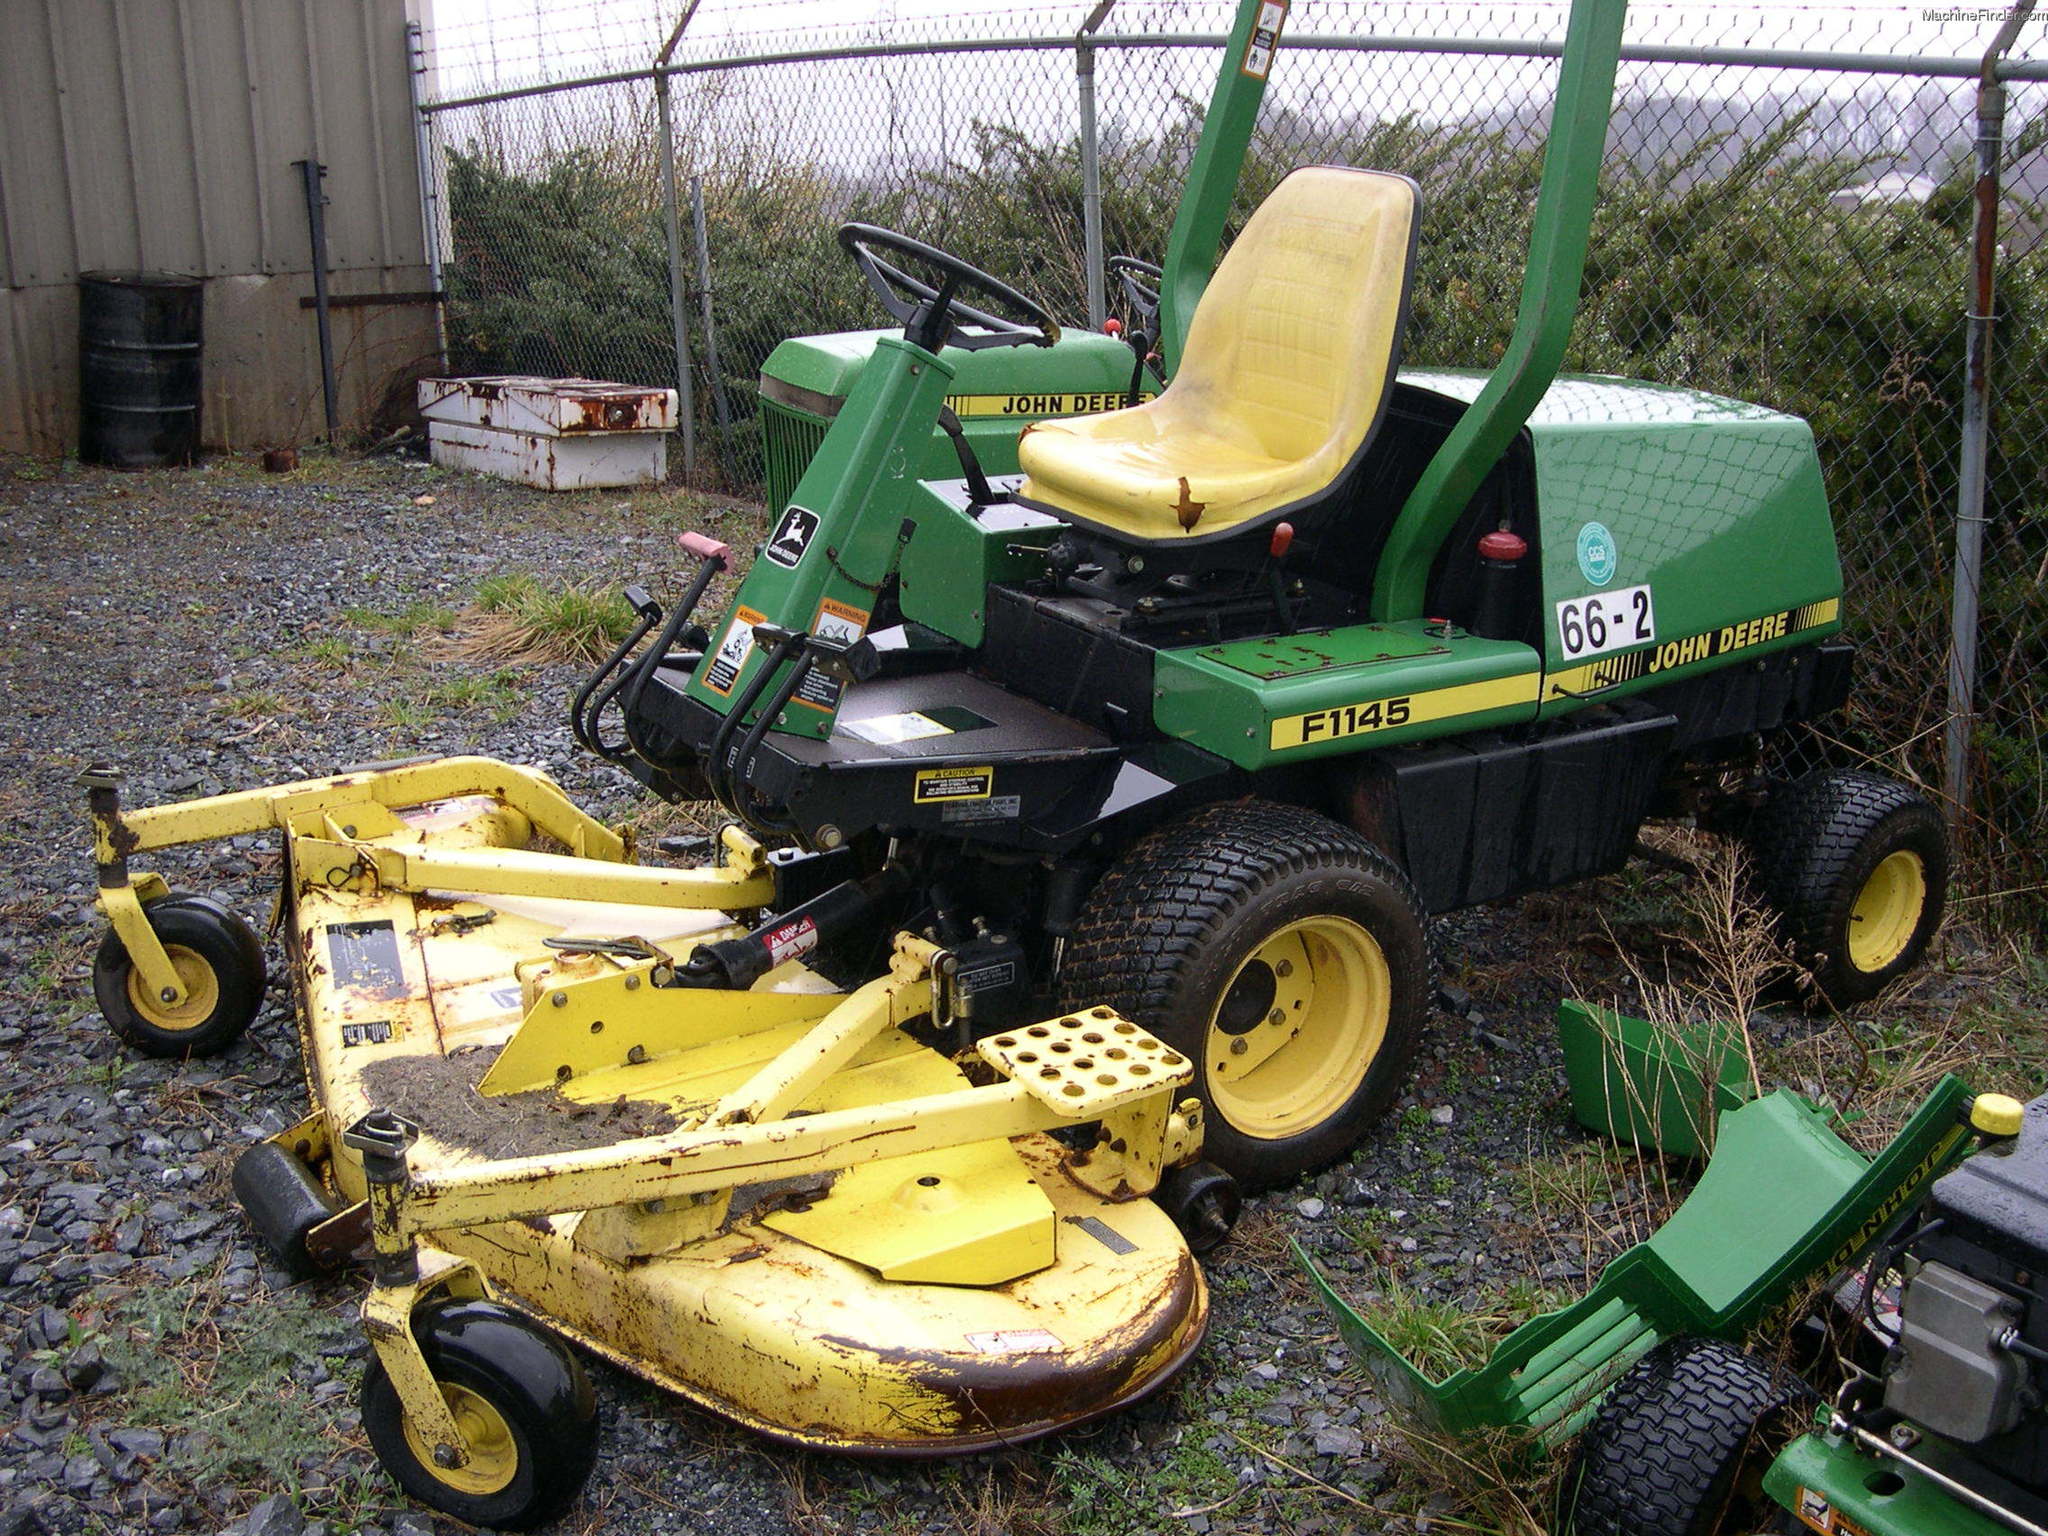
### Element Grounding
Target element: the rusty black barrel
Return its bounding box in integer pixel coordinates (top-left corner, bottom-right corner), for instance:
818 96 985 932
78 271 203 467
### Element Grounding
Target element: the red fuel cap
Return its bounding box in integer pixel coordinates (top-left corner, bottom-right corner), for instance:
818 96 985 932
1477 529 1527 562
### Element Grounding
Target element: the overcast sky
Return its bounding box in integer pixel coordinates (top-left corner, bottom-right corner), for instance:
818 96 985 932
422 0 2045 100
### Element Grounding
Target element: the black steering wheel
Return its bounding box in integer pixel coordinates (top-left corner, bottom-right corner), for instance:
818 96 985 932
1107 255 1163 340
838 223 1059 353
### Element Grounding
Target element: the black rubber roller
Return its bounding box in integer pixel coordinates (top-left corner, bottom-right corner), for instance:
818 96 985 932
233 1140 341 1281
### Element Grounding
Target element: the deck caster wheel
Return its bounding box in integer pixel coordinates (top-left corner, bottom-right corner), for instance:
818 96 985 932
231 1141 340 1281
1156 1162 1241 1255
1565 1337 1800 1536
361 1299 598 1531
1063 800 1429 1191
1745 770 1946 1007
92 893 266 1057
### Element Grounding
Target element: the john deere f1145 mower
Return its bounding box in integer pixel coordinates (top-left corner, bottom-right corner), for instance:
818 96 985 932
83 0 1946 1524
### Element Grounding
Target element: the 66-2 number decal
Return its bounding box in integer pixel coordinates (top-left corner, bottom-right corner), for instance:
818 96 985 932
1556 584 1654 661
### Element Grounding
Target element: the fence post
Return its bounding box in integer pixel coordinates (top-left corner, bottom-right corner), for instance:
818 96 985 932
404 22 448 370
1077 1 1117 331
1944 1 2035 823
656 74 697 481
690 174 733 438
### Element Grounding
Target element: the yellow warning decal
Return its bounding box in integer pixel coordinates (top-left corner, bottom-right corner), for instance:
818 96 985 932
1547 598 1840 699
812 595 869 646
1270 673 1541 752
702 604 766 697
914 766 993 802
1793 1487 1874 1536
943 391 1155 419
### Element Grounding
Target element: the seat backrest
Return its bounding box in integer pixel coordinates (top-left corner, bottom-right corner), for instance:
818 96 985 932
1174 165 1418 471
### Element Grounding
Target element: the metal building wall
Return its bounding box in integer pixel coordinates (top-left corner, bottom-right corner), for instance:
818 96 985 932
0 0 441 456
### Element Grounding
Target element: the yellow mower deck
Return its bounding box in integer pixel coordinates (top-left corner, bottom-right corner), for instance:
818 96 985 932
89 758 1210 1456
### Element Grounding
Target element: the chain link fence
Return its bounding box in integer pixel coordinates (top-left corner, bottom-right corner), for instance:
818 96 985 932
417 1 2047 906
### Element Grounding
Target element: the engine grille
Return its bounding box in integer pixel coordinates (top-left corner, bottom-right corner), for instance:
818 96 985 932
760 397 830 515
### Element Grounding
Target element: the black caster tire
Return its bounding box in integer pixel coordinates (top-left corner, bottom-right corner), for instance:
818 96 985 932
92 894 266 1058
360 1299 598 1531
1745 770 1947 1008
1063 800 1430 1192
231 1141 340 1282
1156 1162 1242 1255
1566 1337 1800 1536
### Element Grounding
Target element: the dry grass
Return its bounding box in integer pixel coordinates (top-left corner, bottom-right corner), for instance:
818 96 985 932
431 572 633 667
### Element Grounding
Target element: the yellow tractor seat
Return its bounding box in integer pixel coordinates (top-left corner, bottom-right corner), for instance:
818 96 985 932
1019 165 1419 545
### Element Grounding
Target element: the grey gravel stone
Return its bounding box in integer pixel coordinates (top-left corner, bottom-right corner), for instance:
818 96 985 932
241 1494 305 1536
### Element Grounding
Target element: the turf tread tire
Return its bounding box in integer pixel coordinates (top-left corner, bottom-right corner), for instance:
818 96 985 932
1745 770 1946 1007
1567 1337 1799 1536
1060 799 1430 1191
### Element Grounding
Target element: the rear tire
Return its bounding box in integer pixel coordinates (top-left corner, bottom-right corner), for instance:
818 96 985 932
1566 1337 1800 1536
1745 771 1946 1007
1062 800 1430 1191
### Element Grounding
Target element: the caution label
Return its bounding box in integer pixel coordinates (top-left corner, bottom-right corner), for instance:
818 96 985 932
1546 598 1840 698
943 391 1155 418
914 766 994 802
812 596 868 647
1270 673 1540 752
1793 1487 1874 1536
702 605 765 696
761 915 818 967
1242 0 1288 78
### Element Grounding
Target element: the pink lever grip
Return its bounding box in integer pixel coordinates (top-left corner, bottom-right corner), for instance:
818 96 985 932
679 531 730 561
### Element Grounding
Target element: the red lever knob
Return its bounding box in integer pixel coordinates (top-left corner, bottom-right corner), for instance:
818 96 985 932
1103 317 1123 336
1269 522 1295 558
1477 529 1527 562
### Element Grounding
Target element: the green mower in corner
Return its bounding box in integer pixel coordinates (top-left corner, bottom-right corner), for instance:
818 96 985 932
1307 1030 2037 1536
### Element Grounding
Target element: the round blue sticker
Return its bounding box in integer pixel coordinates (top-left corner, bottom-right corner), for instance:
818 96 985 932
1576 521 1618 587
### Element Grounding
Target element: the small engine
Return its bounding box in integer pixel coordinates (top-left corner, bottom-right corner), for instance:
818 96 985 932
1882 1092 2048 1494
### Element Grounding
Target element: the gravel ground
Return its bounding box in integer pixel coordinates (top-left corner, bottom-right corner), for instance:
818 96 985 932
0 450 2030 1536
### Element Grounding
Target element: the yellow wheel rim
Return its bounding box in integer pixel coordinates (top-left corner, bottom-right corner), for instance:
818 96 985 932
124 945 219 1032
401 1382 519 1496
1205 915 1390 1140
1848 850 1927 974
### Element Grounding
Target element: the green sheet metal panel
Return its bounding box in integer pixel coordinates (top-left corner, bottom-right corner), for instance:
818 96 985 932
1300 1076 1978 1439
1152 622 1542 771
897 487 1063 648
1395 369 1843 718
759 328 1156 514
1765 1431 2003 1536
690 336 955 741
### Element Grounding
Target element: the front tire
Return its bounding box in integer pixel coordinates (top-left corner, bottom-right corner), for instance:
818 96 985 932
360 1299 598 1531
92 894 266 1057
1062 800 1430 1191
1566 1337 1800 1536
1745 771 1946 1007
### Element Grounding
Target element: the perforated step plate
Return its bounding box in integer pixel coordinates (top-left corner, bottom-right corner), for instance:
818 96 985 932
978 1008 1193 1116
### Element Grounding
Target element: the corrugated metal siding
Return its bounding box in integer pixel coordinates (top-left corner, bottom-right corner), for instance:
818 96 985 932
0 0 440 454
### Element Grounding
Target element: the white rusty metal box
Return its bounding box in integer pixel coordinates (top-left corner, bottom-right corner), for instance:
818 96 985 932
417 376 676 489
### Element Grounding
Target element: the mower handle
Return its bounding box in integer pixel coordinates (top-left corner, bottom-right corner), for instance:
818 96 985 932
838 223 1059 353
